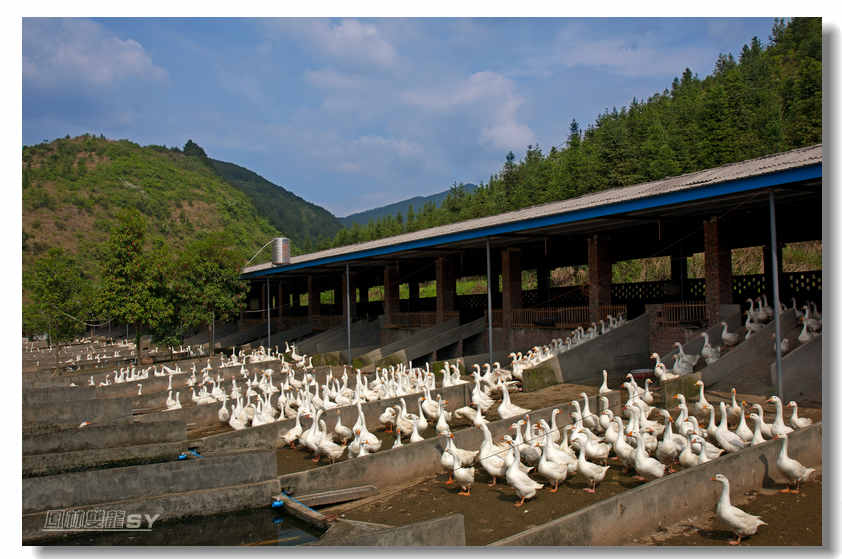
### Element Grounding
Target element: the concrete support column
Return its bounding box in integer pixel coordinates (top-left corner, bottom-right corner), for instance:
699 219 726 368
384 265 400 325
501 248 522 330
587 235 612 323
408 280 419 312
307 275 321 320
763 243 784 302
436 256 456 322
704 217 733 324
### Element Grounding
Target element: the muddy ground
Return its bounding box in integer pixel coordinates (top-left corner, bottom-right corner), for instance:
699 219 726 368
637 470 823 546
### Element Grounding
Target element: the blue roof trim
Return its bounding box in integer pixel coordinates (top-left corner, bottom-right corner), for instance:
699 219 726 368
242 163 821 279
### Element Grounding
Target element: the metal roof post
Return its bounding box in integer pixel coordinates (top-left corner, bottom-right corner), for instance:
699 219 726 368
346 263 352 366
486 238 493 363
769 191 784 400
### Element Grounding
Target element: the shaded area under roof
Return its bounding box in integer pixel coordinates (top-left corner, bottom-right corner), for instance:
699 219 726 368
241 144 822 279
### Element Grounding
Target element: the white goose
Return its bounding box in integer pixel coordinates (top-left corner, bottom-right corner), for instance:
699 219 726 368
787 401 812 429
496 383 530 419
537 429 568 493
598 369 611 395
711 473 767 545
572 433 610 493
694 380 711 415
629 431 666 481
775 433 815 493
720 321 739 347
748 413 766 446
734 402 754 442
749 402 774 439
445 447 475 497
713 402 746 453
765 396 794 437
504 440 544 506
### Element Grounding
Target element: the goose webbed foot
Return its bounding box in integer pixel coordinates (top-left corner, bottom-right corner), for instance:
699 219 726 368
779 487 791 493
457 489 471 496
514 497 525 507
728 535 742 546
488 477 497 487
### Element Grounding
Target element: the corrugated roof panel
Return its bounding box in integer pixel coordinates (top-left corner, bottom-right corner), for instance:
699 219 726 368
242 144 821 276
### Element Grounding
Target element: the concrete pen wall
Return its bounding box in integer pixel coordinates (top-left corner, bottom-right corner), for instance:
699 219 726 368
490 422 822 546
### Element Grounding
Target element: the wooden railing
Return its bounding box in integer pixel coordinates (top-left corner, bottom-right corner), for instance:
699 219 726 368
657 302 709 327
492 304 628 329
384 311 459 329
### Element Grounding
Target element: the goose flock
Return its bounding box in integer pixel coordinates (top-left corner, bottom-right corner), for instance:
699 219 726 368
649 296 820 382
432 373 816 526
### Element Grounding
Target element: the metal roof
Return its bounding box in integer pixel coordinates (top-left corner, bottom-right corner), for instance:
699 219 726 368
242 144 822 278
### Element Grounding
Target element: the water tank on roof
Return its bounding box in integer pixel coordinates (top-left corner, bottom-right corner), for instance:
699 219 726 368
272 237 290 265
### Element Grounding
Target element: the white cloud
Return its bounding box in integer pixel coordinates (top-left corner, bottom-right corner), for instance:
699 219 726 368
403 71 536 151
305 68 365 90
534 26 714 78
270 19 398 69
23 19 167 90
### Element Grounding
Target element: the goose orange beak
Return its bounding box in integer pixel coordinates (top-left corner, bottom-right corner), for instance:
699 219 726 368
710 476 716 481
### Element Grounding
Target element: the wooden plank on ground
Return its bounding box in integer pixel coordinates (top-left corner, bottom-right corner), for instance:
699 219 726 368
273 492 332 531
296 485 377 507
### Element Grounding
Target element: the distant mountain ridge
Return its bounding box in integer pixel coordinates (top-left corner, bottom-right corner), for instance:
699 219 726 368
339 183 478 227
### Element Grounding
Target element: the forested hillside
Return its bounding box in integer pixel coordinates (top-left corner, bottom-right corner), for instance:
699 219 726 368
320 17 821 253
21 135 281 326
207 156 343 252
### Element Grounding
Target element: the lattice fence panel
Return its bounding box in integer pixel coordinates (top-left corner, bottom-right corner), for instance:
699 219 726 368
687 279 706 299
732 274 766 302
784 271 822 306
611 280 665 303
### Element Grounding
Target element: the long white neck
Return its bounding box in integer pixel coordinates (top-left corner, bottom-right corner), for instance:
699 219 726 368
717 480 731 508
773 399 784 425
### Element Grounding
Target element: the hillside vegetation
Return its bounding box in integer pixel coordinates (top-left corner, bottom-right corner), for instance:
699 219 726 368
207 157 343 253
22 135 280 295
320 17 822 269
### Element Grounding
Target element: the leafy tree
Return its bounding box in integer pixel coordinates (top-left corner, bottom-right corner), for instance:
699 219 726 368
171 232 248 355
183 139 208 158
97 209 175 363
23 247 94 343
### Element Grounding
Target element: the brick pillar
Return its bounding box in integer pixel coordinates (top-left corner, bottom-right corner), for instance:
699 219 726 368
588 235 612 323
537 262 550 306
258 280 266 315
341 271 350 324
763 243 783 302
501 248 522 330
307 275 320 320
704 217 732 324
436 256 456 322
384 265 400 325
670 253 687 301
408 280 419 312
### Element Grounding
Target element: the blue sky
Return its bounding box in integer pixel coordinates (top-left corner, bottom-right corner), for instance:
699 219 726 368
22 17 779 216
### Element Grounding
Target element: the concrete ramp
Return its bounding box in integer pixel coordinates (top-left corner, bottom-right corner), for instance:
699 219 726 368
771 334 821 402
664 309 801 400
249 322 315 350
520 313 650 391
353 317 460 369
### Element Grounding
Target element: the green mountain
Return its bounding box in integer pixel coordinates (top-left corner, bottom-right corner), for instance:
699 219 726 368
207 158 343 252
22 135 281 281
339 183 478 227
323 17 822 255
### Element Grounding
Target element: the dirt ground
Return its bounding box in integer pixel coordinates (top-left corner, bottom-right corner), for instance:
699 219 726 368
637 470 823 546
336 468 647 546
317 374 821 547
